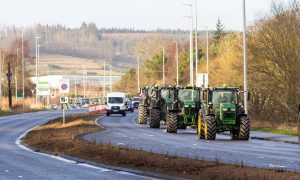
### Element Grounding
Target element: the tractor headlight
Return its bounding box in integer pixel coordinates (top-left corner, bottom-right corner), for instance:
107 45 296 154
230 108 236 111
222 108 228 111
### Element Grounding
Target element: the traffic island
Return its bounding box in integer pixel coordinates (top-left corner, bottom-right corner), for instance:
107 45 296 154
22 113 300 180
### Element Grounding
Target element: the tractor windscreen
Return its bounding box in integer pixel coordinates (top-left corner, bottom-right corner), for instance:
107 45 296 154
161 89 175 100
178 89 200 102
212 90 237 104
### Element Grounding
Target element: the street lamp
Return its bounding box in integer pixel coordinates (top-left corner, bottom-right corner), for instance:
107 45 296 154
103 62 112 96
35 36 40 105
242 0 248 114
21 29 25 107
183 3 194 86
82 64 85 98
137 55 140 92
15 48 22 101
37 44 43 104
160 46 165 85
172 41 179 86
194 0 199 86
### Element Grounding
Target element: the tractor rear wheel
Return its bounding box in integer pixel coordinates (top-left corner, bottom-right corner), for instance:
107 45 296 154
204 116 216 140
138 106 147 124
150 108 161 128
167 112 177 133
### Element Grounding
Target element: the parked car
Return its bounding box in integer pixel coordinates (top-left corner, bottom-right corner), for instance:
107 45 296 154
125 100 134 113
132 97 141 109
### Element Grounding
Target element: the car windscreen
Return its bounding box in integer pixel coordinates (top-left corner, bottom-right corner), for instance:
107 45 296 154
108 97 124 104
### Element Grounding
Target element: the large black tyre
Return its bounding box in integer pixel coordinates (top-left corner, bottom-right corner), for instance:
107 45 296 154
204 116 217 140
138 106 147 124
239 116 250 140
167 112 177 133
150 108 161 128
200 120 205 139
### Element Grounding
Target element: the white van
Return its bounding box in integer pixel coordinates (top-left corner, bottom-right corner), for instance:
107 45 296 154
106 92 127 116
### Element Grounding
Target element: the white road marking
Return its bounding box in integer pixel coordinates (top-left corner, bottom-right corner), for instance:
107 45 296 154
192 144 198 146
4 170 9 173
142 133 154 137
18 176 23 178
77 163 112 172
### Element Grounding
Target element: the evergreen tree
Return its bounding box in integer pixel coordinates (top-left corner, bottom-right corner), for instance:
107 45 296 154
213 18 226 44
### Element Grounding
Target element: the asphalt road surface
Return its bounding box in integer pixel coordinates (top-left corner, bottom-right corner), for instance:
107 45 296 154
84 110 300 173
0 110 155 180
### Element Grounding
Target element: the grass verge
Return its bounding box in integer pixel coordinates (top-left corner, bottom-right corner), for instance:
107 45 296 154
23 113 300 180
251 127 298 136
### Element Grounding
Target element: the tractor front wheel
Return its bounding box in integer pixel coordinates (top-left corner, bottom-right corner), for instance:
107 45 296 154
231 116 250 140
138 106 147 124
150 108 161 128
167 112 177 133
204 116 217 140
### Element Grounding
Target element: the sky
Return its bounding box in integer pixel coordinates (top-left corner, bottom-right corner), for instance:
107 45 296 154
0 0 289 31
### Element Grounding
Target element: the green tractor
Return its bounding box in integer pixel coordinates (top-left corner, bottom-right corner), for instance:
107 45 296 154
199 86 250 140
138 86 154 124
166 86 202 133
148 86 176 128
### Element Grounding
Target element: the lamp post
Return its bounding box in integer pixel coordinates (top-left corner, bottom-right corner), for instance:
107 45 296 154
183 3 194 86
82 64 85 98
37 44 43 104
194 0 199 86
160 46 165 85
22 29 25 107
35 36 40 105
103 61 105 97
137 55 140 92
15 48 22 101
172 41 179 86
242 0 248 114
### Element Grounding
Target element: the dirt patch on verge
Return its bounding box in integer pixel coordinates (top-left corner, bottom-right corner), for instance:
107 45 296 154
23 113 300 180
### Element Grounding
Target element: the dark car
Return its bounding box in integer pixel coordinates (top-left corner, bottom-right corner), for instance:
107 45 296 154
125 100 134 112
132 97 141 109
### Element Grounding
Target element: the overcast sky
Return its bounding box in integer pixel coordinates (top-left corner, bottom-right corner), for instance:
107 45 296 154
0 0 288 30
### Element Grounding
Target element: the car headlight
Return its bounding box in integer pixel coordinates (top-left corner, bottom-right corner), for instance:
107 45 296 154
222 108 228 111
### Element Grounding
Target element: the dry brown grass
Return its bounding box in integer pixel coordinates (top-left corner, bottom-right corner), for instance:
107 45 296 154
23 114 300 180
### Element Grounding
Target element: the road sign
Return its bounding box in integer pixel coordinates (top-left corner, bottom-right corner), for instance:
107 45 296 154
37 82 50 96
59 79 70 94
60 96 69 104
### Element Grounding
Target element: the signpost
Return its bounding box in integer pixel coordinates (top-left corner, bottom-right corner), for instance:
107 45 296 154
59 79 70 94
197 73 208 88
60 96 68 125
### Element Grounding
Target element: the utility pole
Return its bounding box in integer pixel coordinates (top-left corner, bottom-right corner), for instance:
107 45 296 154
137 55 140 92
82 64 85 98
109 65 112 92
194 0 199 86
160 46 165 85
242 0 248 114
172 41 179 86
183 4 194 86
0 50 2 110
206 27 209 85
22 29 25 107
7 57 12 109
15 48 21 101
103 61 106 97
35 36 40 105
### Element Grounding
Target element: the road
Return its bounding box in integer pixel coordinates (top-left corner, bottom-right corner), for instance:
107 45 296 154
84 110 300 173
0 110 155 180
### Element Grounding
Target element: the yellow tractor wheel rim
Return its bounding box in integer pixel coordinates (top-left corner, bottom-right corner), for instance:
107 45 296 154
197 114 201 134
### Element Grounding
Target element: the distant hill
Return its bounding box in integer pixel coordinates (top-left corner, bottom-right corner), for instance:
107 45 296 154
2 23 209 73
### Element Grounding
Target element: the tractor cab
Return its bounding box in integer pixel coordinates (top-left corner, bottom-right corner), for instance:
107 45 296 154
166 86 202 133
199 86 250 140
